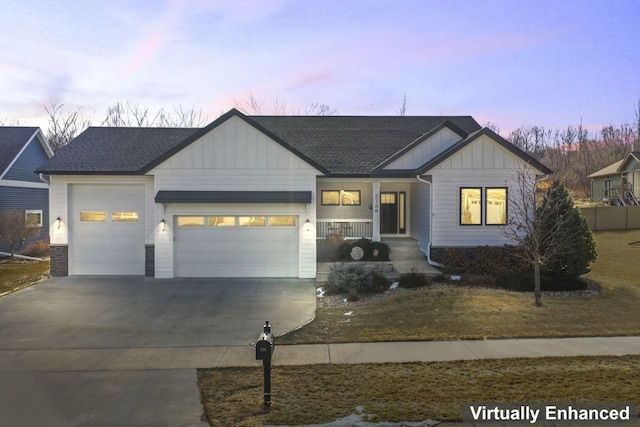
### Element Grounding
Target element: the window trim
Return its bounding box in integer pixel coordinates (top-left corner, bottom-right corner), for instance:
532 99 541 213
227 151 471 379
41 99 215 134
459 187 483 226
485 187 508 226
25 210 43 228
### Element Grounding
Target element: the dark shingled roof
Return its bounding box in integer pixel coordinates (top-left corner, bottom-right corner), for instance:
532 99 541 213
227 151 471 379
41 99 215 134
250 115 481 175
37 110 510 176
0 127 40 174
37 127 199 174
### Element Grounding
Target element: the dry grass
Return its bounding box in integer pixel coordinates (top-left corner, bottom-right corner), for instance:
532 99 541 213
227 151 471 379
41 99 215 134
279 230 640 344
198 355 640 426
0 260 50 295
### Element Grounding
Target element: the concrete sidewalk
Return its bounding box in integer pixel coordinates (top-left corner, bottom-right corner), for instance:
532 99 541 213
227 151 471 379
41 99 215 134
2 336 639 372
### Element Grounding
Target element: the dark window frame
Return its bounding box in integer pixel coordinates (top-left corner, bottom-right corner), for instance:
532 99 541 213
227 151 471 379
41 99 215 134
321 190 340 206
485 187 508 226
341 190 362 206
459 187 483 226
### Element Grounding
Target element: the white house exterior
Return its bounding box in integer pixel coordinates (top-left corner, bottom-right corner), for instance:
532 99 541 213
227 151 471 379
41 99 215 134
38 109 551 279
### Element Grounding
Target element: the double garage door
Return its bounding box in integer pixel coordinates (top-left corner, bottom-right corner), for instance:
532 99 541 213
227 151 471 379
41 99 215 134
69 184 146 275
175 214 299 277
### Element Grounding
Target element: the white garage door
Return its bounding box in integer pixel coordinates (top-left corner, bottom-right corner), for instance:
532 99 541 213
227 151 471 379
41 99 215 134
175 215 299 277
69 184 145 275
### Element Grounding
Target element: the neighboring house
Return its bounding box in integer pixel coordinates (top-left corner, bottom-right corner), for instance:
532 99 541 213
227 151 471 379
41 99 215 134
587 152 640 205
36 109 551 278
0 127 53 254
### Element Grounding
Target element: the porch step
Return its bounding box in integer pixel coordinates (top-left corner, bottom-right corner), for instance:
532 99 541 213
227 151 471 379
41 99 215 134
384 238 441 277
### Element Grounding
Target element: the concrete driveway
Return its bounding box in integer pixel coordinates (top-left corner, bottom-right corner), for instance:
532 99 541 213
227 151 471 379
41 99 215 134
0 276 316 426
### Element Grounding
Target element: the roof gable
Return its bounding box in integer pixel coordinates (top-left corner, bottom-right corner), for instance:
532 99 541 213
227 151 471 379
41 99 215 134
419 128 553 175
150 114 324 174
143 109 329 174
587 159 624 178
618 152 640 173
0 127 52 180
375 121 468 171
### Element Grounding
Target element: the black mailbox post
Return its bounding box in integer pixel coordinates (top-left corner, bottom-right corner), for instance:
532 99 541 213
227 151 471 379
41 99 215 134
255 320 274 406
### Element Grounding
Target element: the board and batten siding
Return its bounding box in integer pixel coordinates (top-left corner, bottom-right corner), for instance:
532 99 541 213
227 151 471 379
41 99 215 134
150 115 321 279
384 127 462 170
429 134 540 248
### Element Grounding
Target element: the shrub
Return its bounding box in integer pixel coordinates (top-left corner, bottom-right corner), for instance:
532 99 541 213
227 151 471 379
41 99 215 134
538 181 597 277
337 238 390 262
431 274 449 283
398 271 429 289
370 270 391 294
21 240 50 257
317 234 345 262
327 264 374 298
440 245 529 275
494 271 588 292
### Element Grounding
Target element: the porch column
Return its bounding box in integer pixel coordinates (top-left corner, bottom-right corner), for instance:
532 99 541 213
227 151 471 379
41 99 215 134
372 181 381 242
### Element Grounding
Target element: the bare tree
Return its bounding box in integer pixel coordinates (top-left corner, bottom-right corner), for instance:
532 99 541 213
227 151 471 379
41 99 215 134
234 93 338 116
397 92 408 116
102 101 209 127
45 103 91 151
484 121 500 135
500 169 585 306
0 210 40 261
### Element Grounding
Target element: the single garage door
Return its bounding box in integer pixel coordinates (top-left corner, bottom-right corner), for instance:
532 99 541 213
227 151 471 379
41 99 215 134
175 215 299 277
69 184 145 275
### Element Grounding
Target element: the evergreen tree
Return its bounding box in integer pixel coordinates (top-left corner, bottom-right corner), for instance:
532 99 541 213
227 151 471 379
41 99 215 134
538 181 597 277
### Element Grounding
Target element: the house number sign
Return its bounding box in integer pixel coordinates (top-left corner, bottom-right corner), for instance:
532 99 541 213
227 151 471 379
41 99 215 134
373 193 379 214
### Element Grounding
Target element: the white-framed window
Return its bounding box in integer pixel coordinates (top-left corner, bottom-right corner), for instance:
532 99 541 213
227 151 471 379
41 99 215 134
25 210 43 228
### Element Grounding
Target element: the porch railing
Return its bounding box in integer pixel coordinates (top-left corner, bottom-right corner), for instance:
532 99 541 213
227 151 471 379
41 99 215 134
317 219 372 239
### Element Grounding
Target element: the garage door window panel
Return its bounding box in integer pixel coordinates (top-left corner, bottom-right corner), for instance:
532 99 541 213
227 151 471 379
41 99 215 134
112 212 139 222
209 216 236 226
269 216 296 226
81 211 107 222
177 216 206 226
239 216 266 226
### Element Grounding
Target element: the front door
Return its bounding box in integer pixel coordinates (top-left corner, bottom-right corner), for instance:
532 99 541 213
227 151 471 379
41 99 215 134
380 192 398 234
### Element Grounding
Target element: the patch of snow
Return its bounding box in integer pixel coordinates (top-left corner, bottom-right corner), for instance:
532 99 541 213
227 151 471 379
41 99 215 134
450 275 461 281
390 282 399 289
317 287 326 298
281 408 440 426
344 311 353 316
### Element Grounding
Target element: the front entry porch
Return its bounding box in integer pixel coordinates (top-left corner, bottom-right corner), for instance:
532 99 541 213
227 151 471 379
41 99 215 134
316 237 440 283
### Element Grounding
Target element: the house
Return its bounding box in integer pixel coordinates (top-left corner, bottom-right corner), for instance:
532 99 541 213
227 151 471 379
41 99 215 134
0 127 53 255
36 109 551 278
587 152 640 205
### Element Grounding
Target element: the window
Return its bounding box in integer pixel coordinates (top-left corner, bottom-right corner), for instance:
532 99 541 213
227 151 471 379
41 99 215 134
321 190 340 206
112 212 139 222
604 179 612 198
322 190 361 206
269 216 296 226
177 216 205 226
460 188 482 225
486 188 507 225
81 211 106 222
208 216 235 227
381 193 396 204
25 210 43 228
239 216 266 226
341 190 361 206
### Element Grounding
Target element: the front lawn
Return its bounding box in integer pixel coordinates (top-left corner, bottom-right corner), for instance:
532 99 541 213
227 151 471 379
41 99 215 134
0 260 50 296
198 355 640 425
279 230 640 344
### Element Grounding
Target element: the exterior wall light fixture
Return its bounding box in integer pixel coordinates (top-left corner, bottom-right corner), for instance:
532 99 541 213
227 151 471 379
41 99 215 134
305 219 311 232
161 219 166 231
56 217 61 229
